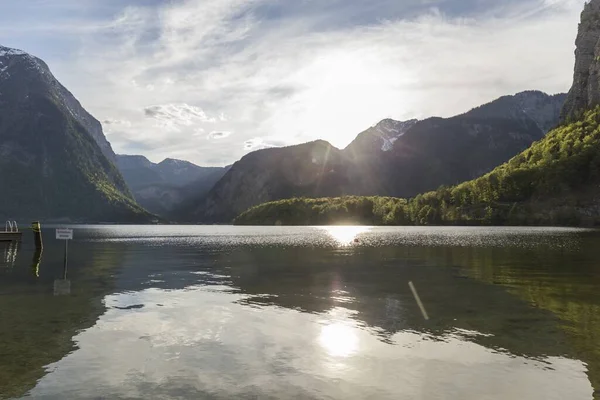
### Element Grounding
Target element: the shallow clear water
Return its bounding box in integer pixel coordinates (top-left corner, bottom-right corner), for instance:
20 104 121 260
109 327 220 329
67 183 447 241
1 226 599 399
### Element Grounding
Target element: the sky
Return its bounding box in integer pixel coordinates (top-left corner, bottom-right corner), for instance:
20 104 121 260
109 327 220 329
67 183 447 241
0 0 588 166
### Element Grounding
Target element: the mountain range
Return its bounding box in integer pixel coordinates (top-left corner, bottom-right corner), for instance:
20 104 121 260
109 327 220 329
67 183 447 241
0 44 570 224
116 155 228 217
185 90 566 223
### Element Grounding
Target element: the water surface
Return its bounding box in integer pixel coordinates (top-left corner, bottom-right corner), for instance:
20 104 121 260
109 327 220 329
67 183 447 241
1 226 599 399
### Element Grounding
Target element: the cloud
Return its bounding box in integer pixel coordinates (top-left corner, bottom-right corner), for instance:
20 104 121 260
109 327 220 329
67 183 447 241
243 138 286 151
11 0 587 166
103 118 131 126
143 104 217 128
207 131 232 140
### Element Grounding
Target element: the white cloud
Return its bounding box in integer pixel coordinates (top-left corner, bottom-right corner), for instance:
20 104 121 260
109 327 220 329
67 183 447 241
28 0 587 166
243 137 286 151
103 118 132 127
207 131 232 140
144 104 217 128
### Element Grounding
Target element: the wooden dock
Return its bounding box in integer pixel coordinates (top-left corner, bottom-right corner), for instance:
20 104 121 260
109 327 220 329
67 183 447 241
2 221 22 242
0 232 22 242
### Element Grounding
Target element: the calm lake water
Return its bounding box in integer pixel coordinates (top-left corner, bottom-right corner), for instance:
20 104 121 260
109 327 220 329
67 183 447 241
1 226 599 399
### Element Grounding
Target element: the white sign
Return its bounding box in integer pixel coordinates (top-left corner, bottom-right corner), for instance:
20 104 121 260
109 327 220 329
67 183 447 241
56 228 73 240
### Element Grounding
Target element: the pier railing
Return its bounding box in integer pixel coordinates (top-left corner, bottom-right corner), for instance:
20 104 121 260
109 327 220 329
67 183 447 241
4 221 18 233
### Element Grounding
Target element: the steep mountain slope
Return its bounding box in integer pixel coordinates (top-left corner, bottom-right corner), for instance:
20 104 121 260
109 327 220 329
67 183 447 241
0 45 149 222
116 155 228 217
187 91 565 223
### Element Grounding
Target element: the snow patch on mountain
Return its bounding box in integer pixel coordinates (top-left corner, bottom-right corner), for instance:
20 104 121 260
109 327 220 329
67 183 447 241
0 47 26 57
0 45 47 77
374 119 419 151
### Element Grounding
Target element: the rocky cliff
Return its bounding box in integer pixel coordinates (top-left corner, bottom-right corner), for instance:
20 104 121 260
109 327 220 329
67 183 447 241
561 0 600 122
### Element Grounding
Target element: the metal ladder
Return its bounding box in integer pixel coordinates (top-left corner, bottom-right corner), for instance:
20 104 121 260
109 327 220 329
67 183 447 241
4 221 18 232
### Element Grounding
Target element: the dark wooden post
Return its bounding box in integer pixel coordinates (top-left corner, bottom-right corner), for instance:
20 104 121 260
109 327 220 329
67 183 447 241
31 221 42 251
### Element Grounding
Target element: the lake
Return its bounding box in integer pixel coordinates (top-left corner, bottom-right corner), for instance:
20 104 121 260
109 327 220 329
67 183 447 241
1 226 599 399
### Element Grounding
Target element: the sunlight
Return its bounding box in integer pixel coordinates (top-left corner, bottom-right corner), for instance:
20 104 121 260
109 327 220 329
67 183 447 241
321 226 371 246
319 322 359 357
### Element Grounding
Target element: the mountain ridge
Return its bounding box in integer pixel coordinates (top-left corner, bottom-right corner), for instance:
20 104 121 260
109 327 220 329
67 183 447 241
184 90 565 223
116 154 229 217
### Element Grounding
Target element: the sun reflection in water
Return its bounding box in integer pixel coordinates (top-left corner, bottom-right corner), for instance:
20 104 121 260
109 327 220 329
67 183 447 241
319 322 359 357
319 308 360 358
321 226 372 246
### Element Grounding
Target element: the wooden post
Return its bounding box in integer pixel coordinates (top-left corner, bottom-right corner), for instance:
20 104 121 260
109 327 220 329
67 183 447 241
31 247 42 278
31 221 43 251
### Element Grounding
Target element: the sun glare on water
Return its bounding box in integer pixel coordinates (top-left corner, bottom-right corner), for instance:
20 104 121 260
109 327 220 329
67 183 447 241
321 226 372 246
319 322 359 357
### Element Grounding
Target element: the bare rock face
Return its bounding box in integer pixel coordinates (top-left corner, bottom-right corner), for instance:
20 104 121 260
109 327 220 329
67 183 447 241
561 0 600 122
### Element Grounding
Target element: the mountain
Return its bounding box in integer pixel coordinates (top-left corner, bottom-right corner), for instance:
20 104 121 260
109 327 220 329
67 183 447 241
0 45 149 222
186 140 353 222
344 119 419 154
186 91 565 223
116 155 228 217
237 1 600 227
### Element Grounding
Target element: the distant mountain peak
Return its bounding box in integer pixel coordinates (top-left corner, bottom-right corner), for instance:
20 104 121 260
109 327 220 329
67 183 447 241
464 90 566 133
115 154 228 217
0 46 27 57
116 154 154 169
345 118 418 154
159 158 196 167
0 45 48 79
374 119 419 151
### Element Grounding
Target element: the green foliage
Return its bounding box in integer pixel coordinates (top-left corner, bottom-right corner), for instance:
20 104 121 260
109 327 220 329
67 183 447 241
235 196 408 226
235 107 600 227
